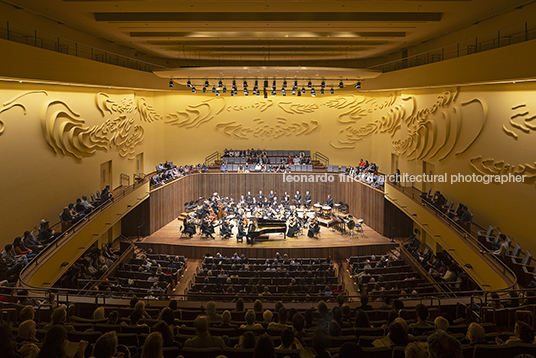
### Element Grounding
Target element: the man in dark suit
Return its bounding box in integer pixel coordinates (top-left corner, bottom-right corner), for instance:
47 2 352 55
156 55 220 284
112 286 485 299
257 190 264 201
326 195 333 207
295 191 302 207
304 191 312 209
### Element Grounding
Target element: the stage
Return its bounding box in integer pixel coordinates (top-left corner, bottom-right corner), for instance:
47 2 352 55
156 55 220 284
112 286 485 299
136 215 398 260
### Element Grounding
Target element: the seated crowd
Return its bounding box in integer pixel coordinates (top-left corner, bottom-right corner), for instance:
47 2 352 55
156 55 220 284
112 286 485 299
2 287 536 358
57 246 185 300
56 242 120 290
342 160 383 189
189 252 341 302
151 161 208 187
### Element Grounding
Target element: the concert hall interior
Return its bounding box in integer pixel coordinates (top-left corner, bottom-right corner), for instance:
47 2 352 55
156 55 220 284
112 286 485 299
1 0 536 356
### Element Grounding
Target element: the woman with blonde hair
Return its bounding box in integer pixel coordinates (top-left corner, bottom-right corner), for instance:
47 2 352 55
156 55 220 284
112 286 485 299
141 332 163 358
93 307 105 320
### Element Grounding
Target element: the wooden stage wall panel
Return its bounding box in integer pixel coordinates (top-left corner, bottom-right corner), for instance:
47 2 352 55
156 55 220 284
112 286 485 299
137 242 398 261
146 173 390 236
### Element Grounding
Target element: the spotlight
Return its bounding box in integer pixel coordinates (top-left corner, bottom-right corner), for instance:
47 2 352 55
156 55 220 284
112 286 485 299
321 81 325 88
186 80 192 87
191 87 196 93
283 80 287 88
234 89 238 95
330 87 334 94
232 80 237 89
339 81 344 88
282 91 286 97
320 88 324 95
301 87 306 94
218 80 223 88
223 86 227 93
272 89 276 96
307 80 312 88
311 89 316 97
204 80 209 87
254 80 258 88
202 87 207 93
243 80 248 88
256 91 260 97
169 79 174 88
253 89 257 95
245 91 249 97
355 81 361 89
293 80 298 89
212 86 216 93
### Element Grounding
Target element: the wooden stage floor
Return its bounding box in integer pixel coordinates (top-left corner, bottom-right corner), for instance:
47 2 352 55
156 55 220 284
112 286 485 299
138 216 398 260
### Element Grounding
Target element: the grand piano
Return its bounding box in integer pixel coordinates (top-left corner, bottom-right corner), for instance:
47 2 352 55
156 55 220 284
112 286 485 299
247 218 287 243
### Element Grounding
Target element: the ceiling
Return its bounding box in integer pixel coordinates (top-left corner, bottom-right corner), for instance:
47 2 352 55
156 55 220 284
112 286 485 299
2 0 534 68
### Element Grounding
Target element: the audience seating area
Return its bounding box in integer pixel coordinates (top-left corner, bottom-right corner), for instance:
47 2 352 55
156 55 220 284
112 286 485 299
348 254 435 299
189 254 339 302
419 186 534 289
3 290 536 358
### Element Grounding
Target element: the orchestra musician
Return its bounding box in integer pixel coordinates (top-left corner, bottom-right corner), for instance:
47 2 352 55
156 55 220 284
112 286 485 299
326 194 334 207
282 192 290 207
237 217 248 243
308 217 320 238
247 219 259 245
201 217 215 239
245 191 253 205
287 216 300 238
268 190 275 204
220 219 233 240
295 191 302 207
257 190 264 201
304 191 312 209
181 214 196 238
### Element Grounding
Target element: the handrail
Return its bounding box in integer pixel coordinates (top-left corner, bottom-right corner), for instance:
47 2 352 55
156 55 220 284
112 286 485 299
386 181 518 290
205 151 220 166
120 173 130 187
18 176 151 288
313 151 329 166
0 18 167 73
133 172 146 184
367 17 536 73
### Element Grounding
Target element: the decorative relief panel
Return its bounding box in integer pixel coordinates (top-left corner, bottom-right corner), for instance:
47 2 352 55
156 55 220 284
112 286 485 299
216 118 318 139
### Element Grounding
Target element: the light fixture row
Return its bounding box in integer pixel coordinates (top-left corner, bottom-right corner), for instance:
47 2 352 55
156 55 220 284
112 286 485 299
169 78 363 96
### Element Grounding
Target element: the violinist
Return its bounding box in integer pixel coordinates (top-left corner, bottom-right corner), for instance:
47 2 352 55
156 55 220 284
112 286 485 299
257 190 264 202
201 217 215 239
287 216 300 238
308 217 320 238
181 214 196 238
220 219 233 240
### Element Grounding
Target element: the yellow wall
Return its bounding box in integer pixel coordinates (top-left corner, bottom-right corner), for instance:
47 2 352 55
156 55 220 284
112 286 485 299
1 38 535 258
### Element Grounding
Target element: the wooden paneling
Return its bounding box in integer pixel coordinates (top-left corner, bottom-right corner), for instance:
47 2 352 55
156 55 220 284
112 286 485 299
137 242 398 261
122 198 151 237
383 199 413 238
146 173 386 235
